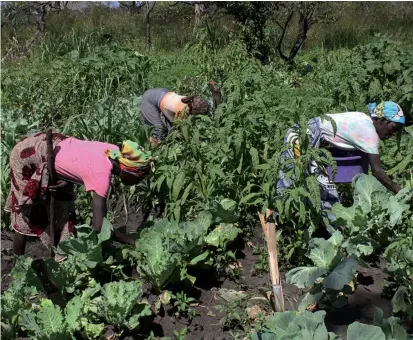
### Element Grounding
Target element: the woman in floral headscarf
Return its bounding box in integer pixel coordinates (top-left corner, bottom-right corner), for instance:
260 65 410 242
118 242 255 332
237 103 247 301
277 101 405 226
5 132 152 258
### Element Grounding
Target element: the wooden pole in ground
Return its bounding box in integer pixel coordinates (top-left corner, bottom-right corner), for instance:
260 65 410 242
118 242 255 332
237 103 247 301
258 209 284 312
46 129 56 258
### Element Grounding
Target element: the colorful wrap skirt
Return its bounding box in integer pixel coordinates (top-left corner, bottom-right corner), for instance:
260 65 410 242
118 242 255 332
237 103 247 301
4 131 76 249
277 118 340 226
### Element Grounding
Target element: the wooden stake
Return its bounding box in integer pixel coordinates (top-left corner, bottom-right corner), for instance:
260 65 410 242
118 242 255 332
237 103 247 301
258 211 267 238
46 129 56 258
258 209 284 312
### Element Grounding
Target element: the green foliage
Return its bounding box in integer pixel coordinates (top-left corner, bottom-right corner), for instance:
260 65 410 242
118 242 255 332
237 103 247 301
252 308 412 340
205 223 242 248
90 280 151 330
251 310 339 340
332 175 412 257
15 279 150 339
130 212 212 292
1 257 39 338
58 218 113 268
286 231 358 311
385 228 413 321
2 43 151 129
172 291 197 321
2 11 413 336
19 299 75 340
215 294 250 330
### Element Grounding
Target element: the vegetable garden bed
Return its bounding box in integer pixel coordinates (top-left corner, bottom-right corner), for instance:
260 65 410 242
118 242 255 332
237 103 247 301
1 217 402 339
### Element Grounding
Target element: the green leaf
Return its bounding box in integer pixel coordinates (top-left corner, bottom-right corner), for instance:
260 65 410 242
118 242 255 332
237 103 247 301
93 280 149 329
328 231 343 247
205 223 242 248
172 172 185 200
19 310 42 334
308 238 338 268
220 198 237 211
298 286 323 312
385 195 409 226
306 176 321 210
239 192 260 205
37 299 65 336
250 146 260 169
388 153 412 175
323 256 358 290
263 310 331 339
82 321 104 339
65 296 83 332
127 303 152 329
180 182 193 207
347 322 385 340
353 175 387 214
196 211 213 232
264 310 297 333
331 204 355 223
378 316 409 340
98 218 113 244
392 286 408 314
286 267 327 288
189 251 210 265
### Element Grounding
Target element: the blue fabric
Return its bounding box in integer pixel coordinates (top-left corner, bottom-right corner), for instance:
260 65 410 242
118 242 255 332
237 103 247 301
368 101 405 124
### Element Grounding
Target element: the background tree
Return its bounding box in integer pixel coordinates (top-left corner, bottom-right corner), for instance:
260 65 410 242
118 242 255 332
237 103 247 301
215 1 276 64
145 1 156 51
119 1 141 14
273 2 340 65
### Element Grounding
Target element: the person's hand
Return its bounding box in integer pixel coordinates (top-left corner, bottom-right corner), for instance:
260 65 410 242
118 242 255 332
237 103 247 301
208 81 220 93
149 136 159 146
49 180 69 193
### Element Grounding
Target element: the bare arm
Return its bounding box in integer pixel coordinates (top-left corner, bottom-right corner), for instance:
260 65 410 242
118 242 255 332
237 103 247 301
368 154 401 193
92 193 135 246
208 81 221 111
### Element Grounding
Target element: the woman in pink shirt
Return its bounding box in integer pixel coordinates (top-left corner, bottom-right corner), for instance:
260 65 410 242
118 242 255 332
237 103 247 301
5 131 152 259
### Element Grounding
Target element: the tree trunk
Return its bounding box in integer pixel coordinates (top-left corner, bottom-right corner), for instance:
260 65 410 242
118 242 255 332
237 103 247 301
145 1 155 51
194 3 205 25
31 4 46 32
287 12 312 64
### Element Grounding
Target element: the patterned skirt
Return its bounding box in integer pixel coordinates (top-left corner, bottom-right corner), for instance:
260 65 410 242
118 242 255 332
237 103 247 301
4 131 76 249
277 118 340 225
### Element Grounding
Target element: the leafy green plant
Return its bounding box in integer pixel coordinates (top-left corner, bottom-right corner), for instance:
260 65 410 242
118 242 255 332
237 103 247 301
251 310 340 340
252 245 269 275
251 308 412 340
89 280 151 331
19 298 83 340
215 297 249 331
131 212 212 292
332 174 412 258
15 279 150 340
1 257 39 339
172 328 188 340
172 291 197 321
286 231 358 311
146 327 188 340
385 229 413 322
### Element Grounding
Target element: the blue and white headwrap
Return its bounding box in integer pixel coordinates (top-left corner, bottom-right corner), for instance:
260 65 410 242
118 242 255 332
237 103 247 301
368 101 405 124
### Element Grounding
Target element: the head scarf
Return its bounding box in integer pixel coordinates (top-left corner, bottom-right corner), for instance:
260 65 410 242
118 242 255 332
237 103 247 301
368 101 405 124
106 141 152 176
